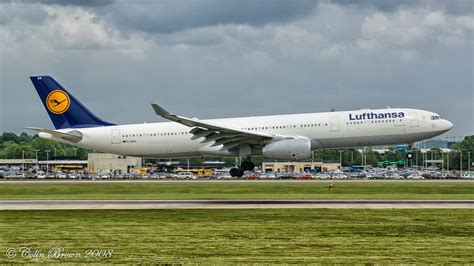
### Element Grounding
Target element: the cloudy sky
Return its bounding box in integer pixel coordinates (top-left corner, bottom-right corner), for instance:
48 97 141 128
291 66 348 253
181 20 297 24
0 0 472 138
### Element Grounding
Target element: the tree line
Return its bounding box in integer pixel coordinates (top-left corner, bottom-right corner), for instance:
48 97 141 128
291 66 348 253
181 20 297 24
0 132 90 160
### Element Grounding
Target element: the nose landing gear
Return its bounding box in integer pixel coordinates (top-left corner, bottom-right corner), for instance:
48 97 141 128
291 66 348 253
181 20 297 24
406 143 415 160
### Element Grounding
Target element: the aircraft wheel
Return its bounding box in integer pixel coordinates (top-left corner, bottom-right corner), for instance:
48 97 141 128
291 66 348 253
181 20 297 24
241 161 255 171
230 167 244 177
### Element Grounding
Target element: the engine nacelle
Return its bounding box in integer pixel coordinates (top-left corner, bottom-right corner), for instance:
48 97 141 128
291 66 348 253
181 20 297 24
262 138 312 160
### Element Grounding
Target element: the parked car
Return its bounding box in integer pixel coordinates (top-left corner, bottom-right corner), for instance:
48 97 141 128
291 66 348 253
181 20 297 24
297 173 313 180
36 171 46 179
406 174 424 179
67 173 79 179
174 172 195 179
262 173 277 179
245 173 259 180
461 172 474 179
314 173 330 179
56 173 67 179
217 173 233 179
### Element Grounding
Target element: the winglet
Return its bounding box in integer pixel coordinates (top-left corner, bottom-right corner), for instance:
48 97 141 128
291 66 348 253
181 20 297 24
151 103 196 127
151 104 171 117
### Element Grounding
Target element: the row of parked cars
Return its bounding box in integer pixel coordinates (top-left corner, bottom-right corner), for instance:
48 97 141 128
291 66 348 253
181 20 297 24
1 169 473 180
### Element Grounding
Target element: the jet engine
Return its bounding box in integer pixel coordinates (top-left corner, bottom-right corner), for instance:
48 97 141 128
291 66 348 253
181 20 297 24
262 138 312 160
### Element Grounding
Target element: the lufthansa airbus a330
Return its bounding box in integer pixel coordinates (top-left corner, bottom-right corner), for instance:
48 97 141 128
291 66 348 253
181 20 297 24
28 76 453 176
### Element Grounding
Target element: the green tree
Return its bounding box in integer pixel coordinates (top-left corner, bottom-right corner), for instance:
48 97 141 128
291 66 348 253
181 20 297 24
1 132 19 143
0 132 92 160
451 136 474 171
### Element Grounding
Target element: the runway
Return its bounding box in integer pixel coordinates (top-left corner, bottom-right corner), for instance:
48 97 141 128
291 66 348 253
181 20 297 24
1 200 473 210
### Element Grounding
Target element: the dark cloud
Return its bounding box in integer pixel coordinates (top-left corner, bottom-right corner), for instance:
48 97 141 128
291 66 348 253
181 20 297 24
1 0 114 6
331 0 473 14
331 0 416 12
0 0 472 138
0 2 48 25
100 0 318 34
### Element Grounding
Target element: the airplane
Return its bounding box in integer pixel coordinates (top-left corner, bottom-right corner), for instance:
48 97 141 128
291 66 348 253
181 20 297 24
28 75 453 177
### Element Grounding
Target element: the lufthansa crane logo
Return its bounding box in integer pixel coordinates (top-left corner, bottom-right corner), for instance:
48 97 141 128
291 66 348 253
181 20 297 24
46 90 70 114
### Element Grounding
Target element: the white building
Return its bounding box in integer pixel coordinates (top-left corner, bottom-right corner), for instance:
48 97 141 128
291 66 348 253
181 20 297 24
87 153 142 174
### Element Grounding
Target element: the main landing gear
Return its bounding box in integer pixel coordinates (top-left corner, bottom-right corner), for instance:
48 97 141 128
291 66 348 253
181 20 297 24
229 160 255 177
229 167 244 178
241 161 255 171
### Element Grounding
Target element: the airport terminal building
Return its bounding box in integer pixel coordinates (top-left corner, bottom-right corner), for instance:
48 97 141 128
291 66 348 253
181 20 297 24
262 160 340 173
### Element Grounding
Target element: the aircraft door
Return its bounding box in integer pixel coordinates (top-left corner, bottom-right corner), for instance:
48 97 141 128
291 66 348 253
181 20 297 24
408 112 419 127
111 129 121 144
330 116 340 132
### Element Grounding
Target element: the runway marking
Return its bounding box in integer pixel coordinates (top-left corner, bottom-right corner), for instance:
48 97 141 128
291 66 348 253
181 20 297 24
1 200 473 210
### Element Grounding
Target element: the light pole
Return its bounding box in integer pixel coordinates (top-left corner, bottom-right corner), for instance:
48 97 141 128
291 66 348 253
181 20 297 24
424 151 428 169
22 151 25 171
441 152 444 171
468 152 471 172
425 151 428 169
34 150 40 171
339 150 343 168
45 150 51 176
460 151 463 173
415 150 418 167
447 152 450 172
362 148 366 169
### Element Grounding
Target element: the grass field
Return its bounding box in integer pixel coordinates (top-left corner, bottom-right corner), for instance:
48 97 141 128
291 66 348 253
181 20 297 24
0 182 473 200
1 209 473 264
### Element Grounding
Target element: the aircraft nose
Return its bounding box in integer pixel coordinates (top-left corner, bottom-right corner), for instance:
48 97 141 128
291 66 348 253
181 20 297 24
445 120 454 130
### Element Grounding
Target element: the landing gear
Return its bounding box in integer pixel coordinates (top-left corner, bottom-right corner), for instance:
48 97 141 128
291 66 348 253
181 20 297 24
406 143 415 160
241 161 255 171
229 167 244 177
229 160 254 178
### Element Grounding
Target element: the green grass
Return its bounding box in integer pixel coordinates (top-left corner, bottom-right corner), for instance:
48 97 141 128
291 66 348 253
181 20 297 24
0 209 473 264
0 182 473 200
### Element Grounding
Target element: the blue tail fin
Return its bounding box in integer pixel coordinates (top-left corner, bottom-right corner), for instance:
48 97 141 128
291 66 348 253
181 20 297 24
30 76 115 129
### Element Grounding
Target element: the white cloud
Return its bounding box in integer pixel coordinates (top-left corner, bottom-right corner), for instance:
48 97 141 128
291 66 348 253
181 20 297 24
0 3 151 62
359 8 472 50
148 3 472 63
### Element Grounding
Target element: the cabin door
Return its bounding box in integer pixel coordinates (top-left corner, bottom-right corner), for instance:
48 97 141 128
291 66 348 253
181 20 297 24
111 129 121 144
330 116 340 132
408 112 419 127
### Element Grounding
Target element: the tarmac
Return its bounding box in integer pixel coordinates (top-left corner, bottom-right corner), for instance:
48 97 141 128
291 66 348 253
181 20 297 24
1 200 473 210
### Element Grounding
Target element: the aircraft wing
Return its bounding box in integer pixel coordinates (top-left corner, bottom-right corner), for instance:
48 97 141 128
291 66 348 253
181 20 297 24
26 127 83 143
151 104 284 151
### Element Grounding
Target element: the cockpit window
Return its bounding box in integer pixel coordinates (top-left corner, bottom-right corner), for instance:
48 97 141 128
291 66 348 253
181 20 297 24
431 115 441 120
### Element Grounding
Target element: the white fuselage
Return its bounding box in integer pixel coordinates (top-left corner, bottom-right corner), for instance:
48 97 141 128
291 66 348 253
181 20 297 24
41 108 453 158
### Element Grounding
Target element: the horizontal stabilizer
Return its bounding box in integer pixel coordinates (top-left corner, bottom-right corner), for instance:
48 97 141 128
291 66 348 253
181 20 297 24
26 127 83 143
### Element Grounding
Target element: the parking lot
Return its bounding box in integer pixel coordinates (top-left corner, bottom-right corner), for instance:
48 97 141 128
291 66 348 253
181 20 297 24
1 166 473 180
